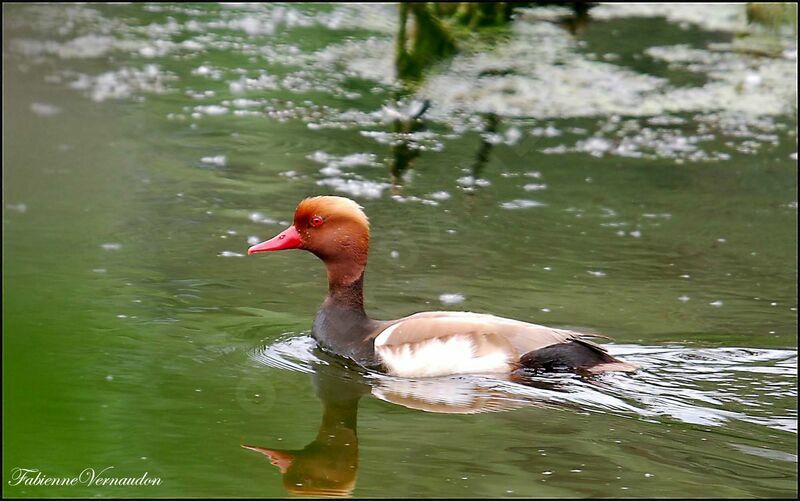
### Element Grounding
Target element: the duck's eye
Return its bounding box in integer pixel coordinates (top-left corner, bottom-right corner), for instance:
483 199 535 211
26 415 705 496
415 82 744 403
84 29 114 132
310 215 324 228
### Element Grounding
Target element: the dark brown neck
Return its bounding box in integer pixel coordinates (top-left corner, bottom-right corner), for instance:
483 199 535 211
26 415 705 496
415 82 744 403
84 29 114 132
312 259 380 365
324 259 367 313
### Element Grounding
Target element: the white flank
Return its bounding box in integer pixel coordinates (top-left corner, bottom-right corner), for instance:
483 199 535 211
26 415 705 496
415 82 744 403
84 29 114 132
375 324 511 378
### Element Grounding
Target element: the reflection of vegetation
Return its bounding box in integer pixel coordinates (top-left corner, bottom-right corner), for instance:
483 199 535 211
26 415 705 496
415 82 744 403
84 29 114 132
388 99 430 185
558 2 594 35
746 3 798 32
396 3 457 82
469 112 500 184
732 3 798 57
395 3 598 81
433 2 514 29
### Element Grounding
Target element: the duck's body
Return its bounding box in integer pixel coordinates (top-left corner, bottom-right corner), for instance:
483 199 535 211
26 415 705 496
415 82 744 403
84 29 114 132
249 196 638 377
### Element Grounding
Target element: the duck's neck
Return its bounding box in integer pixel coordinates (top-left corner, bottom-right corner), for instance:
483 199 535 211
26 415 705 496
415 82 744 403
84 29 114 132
324 259 367 314
313 258 378 363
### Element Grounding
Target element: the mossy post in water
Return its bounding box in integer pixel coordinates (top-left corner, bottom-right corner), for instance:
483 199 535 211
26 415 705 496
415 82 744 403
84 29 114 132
395 3 457 82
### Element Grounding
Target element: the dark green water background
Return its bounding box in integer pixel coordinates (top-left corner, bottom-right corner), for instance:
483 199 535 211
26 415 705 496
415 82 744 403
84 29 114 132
3 3 797 498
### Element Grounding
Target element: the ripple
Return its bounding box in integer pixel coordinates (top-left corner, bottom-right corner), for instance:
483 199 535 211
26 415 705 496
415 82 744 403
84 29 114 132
250 334 325 374
251 337 797 431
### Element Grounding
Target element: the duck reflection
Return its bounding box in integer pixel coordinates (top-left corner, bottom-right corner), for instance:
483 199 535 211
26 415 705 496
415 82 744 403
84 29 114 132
243 359 573 496
242 363 368 497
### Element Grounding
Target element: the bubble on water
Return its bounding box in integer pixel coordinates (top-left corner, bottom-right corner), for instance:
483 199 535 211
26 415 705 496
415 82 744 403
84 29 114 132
194 104 228 116
101 243 122 251
229 97 264 109
428 191 451 201
248 212 276 225
12 34 126 60
317 177 389 200
709 300 724 307
500 199 546 209
456 175 492 189
629 230 642 238
309 151 377 169
523 183 548 191
192 65 223 80
228 72 279 94
504 126 522 145
5 203 28 213
439 293 465 305
219 251 245 257
457 176 474 187
588 270 607 277
380 99 430 122
63 64 176 102
30 102 62 116
200 155 227 166
105 375 114 381
678 295 690 302
530 125 561 137
390 250 400 259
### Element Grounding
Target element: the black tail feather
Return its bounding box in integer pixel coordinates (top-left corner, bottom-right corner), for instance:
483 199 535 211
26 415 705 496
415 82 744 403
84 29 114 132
519 339 638 374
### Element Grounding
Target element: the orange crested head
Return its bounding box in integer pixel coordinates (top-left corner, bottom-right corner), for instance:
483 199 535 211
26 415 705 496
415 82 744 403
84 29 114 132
248 196 370 265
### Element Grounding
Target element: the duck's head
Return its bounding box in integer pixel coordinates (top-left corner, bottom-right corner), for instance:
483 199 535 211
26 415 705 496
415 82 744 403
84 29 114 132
247 196 370 265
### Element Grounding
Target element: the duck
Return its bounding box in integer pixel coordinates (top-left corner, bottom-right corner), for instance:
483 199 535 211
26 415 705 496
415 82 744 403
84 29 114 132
247 196 638 377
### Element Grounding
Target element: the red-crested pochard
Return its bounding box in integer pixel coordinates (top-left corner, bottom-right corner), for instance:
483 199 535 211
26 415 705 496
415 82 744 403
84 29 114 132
248 196 638 377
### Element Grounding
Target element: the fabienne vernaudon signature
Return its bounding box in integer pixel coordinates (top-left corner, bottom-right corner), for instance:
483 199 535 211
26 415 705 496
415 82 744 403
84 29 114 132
8 467 162 487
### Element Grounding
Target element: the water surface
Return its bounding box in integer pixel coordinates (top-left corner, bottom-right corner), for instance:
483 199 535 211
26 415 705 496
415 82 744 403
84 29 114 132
3 3 797 498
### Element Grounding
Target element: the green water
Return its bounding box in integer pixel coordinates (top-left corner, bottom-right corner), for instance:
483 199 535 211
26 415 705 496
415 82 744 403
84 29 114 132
3 3 797 498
